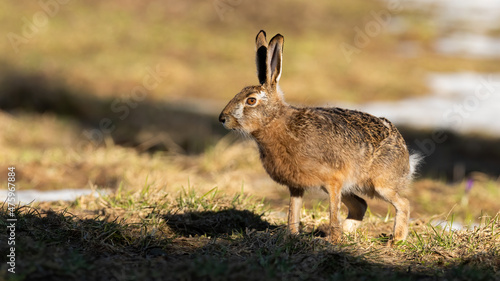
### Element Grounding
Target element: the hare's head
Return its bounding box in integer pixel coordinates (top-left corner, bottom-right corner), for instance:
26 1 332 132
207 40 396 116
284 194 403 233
219 30 286 134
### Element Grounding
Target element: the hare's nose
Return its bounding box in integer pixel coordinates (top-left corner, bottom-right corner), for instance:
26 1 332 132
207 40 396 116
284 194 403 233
219 113 226 124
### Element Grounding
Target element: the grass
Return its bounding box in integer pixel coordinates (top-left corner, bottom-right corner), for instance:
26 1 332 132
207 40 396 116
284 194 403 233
1 187 499 281
2 114 499 280
1 0 499 109
2 108 499 218
2 1 500 280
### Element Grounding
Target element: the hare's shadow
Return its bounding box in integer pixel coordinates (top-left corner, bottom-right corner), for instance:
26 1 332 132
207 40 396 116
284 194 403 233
163 209 276 237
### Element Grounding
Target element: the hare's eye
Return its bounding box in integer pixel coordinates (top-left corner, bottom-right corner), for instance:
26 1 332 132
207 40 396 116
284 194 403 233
246 97 257 106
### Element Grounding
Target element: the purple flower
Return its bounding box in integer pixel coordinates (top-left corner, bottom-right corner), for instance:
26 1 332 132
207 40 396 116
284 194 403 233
465 178 474 193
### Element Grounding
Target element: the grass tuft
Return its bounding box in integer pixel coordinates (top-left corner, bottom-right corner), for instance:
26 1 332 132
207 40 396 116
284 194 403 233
1 189 499 280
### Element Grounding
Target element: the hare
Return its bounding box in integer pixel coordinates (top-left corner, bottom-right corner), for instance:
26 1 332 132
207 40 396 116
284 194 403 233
219 30 420 242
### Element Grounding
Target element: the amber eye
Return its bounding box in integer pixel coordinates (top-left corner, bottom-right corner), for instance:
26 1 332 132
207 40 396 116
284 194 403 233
246 97 257 106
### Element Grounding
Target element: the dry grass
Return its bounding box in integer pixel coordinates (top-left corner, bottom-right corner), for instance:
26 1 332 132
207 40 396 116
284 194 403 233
2 0 499 109
2 1 500 280
1 186 499 281
2 109 500 280
2 109 499 218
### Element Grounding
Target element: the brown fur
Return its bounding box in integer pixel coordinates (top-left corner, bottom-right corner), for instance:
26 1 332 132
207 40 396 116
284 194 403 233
219 30 419 242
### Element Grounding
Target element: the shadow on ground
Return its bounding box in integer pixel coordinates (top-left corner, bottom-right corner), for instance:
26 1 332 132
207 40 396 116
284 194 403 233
2 65 500 179
2 206 497 281
0 65 226 154
401 127 500 180
164 209 275 237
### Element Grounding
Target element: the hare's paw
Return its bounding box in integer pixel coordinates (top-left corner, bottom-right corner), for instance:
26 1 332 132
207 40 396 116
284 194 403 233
343 219 362 233
327 226 343 244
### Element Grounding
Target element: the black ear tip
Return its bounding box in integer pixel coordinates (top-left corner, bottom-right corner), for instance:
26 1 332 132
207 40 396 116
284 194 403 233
269 34 285 47
257 30 266 39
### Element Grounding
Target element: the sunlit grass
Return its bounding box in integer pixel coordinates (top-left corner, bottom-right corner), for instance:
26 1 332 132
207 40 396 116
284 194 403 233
1 108 499 279
2 1 500 279
1 186 498 280
2 0 499 108
2 109 499 222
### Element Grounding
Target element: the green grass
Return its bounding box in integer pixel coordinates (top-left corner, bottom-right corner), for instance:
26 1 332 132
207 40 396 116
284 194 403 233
1 188 499 281
2 0 499 109
2 1 500 280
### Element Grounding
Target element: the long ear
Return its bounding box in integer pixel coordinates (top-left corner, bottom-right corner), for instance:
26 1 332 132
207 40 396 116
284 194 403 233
255 30 268 85
267 34 284 86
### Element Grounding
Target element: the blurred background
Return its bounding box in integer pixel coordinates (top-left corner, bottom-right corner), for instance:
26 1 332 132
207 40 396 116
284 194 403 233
1 0 499 223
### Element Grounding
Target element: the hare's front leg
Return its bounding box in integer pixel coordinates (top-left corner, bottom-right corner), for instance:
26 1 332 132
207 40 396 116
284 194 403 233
323 180 343 243
287 187 304 234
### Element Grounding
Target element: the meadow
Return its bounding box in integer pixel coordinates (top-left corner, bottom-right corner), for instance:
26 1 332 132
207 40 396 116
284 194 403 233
1 0 500 280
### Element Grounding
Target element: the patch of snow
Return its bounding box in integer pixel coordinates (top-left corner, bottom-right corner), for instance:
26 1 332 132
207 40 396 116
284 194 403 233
435 33 500 59
388 0 500 58
402 0 500 31
431 219 480 231
347 72 500 136
1 189 100 204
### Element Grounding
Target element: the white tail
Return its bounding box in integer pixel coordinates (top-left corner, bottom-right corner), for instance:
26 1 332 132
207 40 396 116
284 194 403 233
409 152 423 179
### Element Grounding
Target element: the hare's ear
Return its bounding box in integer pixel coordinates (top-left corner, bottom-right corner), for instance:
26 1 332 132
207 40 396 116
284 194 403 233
267 34 284 86
255 30 268 85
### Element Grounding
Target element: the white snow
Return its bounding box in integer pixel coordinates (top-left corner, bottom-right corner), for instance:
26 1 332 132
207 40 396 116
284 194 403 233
1 189 99 204
351 72 500 136
354 0 500 136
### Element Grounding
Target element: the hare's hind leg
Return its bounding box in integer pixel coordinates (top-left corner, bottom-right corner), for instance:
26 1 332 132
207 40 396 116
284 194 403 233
287 187 304 234
342 194 367 233
376 187 410 241
322 179 344 243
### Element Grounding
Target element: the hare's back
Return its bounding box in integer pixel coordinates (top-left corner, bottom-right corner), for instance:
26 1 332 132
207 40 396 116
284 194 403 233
293 107 395 147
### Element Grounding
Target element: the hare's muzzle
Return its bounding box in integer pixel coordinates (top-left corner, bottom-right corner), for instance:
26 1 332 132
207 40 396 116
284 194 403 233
219 112 231 130
219 113 226 124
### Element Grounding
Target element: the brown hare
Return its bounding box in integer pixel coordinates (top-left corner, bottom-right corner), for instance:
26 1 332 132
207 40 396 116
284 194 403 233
219 30 420 242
